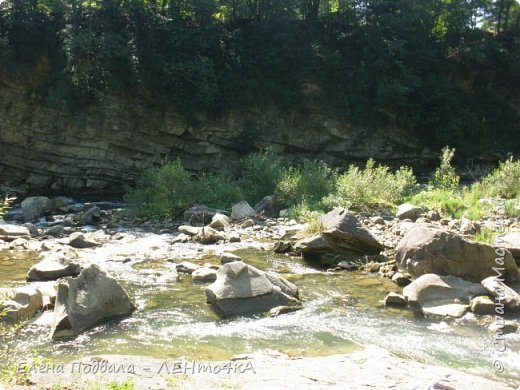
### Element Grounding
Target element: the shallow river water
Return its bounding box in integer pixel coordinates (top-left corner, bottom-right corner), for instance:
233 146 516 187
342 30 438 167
1 246 519 383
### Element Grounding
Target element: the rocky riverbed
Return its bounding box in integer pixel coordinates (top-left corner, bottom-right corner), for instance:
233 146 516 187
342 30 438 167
1 196 520 389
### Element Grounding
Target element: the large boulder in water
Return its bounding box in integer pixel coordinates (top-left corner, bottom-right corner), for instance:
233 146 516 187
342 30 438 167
403 273 487 317
396 223 519 283
205 261 300 318
27 255 81 282
0 286 43 322
51 264 136 339
294 208 383 263
21 196 53 222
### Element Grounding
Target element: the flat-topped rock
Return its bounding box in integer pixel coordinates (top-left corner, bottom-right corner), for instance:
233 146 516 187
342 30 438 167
403 273 487 317
0 224 31 241
396 223 519 282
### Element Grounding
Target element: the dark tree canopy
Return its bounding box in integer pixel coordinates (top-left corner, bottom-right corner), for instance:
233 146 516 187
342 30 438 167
0 0 518 158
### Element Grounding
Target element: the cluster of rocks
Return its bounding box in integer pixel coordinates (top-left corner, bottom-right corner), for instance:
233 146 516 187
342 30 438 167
378 223 520 332
1 262 136 340
2 194 520 343
271 204 520 332
175 252 302 318
0 196 112 251
1 196 136 337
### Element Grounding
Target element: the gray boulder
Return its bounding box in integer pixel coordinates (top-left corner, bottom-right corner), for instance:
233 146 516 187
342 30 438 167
178 225 201 236
69 232 98 248
268 305 302 317
21 196 53 222
254 195 281 217
44 225 67 237
220 252 242 264
294 208 383 264
51 197 69 212
266 273 299 299
470 296 495 315
205 261 300 318
208 213 231 230
396 203 423 221
22 223 39 237
78 205 101 225
230 201 257 220
403 273 487 317
1 286 43 322
488 320 519 335
176 261 201 274
51 264 136 339
481 277 520 312
391 272 412 287
27 256 81 282
500 233 520 259
273 241 293 254
192 267 218 283
193 227 225 244
0 224 31 242
383 292 407 307
396 223 519 283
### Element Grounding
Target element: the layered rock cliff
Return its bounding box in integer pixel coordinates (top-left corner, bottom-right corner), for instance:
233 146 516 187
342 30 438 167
0 80 435 196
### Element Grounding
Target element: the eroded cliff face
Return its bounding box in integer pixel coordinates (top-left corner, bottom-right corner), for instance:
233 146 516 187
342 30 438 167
0 80 434 196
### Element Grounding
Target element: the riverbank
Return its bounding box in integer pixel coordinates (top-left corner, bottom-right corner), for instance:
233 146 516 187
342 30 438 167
8 348 519 390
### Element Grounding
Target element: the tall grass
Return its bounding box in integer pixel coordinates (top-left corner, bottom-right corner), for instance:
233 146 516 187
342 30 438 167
323 159 417 211
125 149 519 221
276 160 337 208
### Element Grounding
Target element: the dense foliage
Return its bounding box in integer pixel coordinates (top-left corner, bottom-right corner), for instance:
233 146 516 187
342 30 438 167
126 150 520 220
0 0 519 157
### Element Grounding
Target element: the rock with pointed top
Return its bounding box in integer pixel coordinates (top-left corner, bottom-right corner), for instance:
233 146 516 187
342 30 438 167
205 261 300 318
51 264 136 339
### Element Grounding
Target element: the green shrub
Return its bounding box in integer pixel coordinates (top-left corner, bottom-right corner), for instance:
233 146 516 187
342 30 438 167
473 227 498 244
240 151 285 204
480 159 520 199
408 184 494 219
324 159 417 210
276 160 336 208
125 159 195 218
429 146 460 191
409 189 466 218
0 197 11 217
192 173 244 211
505 197 520 218
286 201 324 234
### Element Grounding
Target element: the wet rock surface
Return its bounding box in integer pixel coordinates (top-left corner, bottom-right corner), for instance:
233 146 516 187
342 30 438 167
1 196 519 389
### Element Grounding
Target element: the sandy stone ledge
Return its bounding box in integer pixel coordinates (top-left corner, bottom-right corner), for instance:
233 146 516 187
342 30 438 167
6 347 518 390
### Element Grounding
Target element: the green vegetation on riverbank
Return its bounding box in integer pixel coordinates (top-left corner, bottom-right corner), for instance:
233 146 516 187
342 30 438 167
126 149 520 220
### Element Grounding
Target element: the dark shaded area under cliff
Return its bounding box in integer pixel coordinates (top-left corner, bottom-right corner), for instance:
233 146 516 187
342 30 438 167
0 1 518 196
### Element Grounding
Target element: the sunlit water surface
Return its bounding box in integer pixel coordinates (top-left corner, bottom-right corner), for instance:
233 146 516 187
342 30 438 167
1 247 519 383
